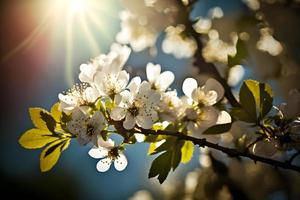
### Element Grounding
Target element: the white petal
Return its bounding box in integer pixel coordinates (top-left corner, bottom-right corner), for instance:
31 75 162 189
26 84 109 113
204 78 224 102
98 137 115 148
79 63 96 83
134 133 145 143
117 70 130 90
182 78 198 98
90 111 107 130
84 87 99 103
127 76 141 94
88 147 108 159
123 113 136 130
114 153 128 171
216 111 232 124
110 107 127 121
146 63 161 83
58 93 77 106
136 114 154 129
200 106 219 127
204 90 218 106
96 158 112 172
156 71 174 91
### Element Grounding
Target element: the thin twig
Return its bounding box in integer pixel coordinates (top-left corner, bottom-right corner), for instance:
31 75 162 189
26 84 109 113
138 128 300 173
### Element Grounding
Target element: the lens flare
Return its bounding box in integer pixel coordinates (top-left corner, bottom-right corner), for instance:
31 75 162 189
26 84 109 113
2 0 118 86
69 0 86 14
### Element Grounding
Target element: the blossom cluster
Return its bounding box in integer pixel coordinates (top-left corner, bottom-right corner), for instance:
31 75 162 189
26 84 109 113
56 43 232 172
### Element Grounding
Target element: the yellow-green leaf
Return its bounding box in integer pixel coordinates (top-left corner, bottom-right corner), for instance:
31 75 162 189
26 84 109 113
29 107 56 132
181 141 194 164
19 129 58 149
148 143 157 155
51 102 61 122
40 139 69 172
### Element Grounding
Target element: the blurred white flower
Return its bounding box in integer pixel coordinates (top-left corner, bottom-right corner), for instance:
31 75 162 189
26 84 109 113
146 62 174 92
159 90 184 122
58 84 99 113
67 108 107 146
129 190 153 200
242 0 260 10
162 25 197 59
111 78 161 129
193 17 212 34
202 30 237 63
88 138 128 172
279 89 300 119
256 28 283 56
252 139 278 157
227 65 245 87
116 10 158 51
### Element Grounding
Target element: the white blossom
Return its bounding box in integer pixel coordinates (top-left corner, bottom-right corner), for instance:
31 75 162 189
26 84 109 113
159 90 184 122
111 78 161 130
67 108 107 146
182 78 224 106
162 25 197 59
279 89 300 119
181 78 224 135
58 84 99 113
91 44 131 98
146 63 174 92
88 138 128 172
116 10 158 52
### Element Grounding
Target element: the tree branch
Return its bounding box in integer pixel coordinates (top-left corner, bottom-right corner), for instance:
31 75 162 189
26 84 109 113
137 128 300 173
111 119 300 174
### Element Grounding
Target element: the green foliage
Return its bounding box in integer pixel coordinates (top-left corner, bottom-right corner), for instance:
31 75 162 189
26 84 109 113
29 107 56 133
181 141 194 164
203 123 232 135
19 129 58 149
40 138 70 172
20 104 72 172
149 137 193 183
227 39 248 68
232 80 273 123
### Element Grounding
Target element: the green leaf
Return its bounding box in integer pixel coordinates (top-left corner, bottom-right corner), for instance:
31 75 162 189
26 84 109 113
148 143 157 155
203 123 232 135
29 107 56 133
40 138 70 172
19 129 58 149
50 103 61 122
237 80 273 122
259 83 273 118
171 141 182 170
228 39 248 68
181 141 194 164
151 138 176 155
231 108 256 123
148 139 184 183
239 80 258 121
149 151 172 184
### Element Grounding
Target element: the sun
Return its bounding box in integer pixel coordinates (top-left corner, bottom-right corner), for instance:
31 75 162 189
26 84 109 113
69 0 87 14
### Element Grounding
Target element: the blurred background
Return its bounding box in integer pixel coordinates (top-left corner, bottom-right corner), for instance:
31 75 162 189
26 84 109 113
0 0 300 199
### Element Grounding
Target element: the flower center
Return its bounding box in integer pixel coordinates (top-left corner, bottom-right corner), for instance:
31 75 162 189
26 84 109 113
108 147 119 159
128 105 139 117
86 124 95 137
